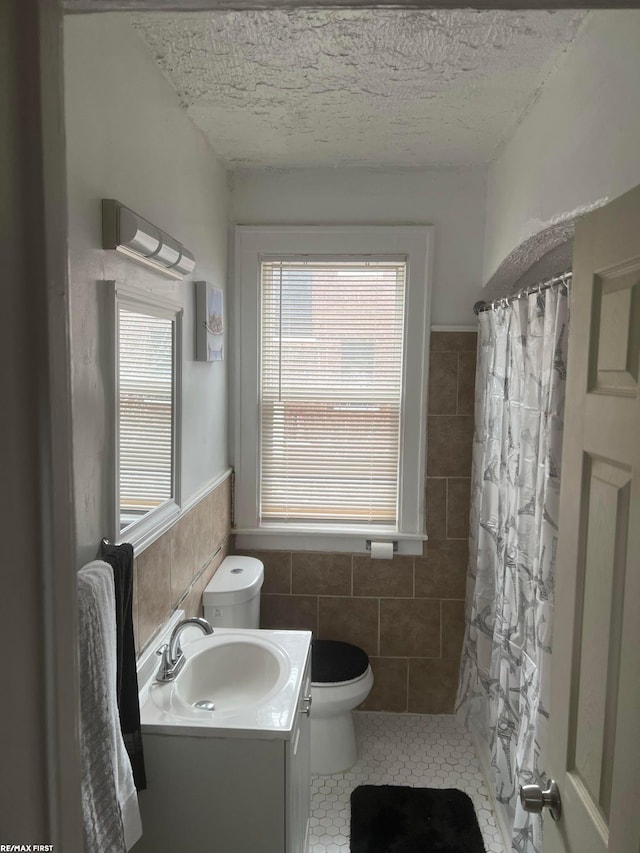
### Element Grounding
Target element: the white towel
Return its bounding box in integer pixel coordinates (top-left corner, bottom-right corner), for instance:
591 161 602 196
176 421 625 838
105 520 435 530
78 561 142 852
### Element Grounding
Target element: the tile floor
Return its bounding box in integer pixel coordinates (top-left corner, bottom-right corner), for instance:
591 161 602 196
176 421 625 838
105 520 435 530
308 712 505 853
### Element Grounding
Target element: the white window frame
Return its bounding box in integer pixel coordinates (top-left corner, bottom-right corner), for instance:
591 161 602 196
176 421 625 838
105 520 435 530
231 226 433 555
111 282 183 552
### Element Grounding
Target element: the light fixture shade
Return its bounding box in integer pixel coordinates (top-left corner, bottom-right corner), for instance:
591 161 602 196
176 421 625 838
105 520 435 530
175 247 195 277
153 234 181 268
102 199 195 280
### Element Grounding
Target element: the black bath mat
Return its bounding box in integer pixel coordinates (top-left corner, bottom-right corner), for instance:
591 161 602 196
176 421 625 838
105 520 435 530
350 785 486 853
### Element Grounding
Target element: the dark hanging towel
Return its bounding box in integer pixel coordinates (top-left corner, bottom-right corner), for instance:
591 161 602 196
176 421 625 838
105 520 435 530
100 540 147 790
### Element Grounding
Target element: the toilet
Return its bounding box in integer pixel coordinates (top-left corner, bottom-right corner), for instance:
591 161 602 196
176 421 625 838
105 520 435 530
310 639 374 775
202 559 373 776
203 555 264 627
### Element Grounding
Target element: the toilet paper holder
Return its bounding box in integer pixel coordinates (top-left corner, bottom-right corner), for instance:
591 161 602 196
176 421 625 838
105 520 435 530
365 540 398 554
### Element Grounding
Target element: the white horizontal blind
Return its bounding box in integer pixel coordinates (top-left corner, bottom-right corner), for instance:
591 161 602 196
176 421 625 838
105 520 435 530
118 308 174 527
260 259 406 526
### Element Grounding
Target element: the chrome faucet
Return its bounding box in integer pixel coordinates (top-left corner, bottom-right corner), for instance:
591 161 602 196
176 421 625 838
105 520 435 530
156 617 214 682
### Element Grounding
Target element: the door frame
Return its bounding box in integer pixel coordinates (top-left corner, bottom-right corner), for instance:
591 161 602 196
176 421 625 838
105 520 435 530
12 0 640 847
63 0 640 11
2 0 81 847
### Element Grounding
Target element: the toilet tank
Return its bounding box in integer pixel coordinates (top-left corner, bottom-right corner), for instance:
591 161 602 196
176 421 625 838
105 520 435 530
202 556 264 628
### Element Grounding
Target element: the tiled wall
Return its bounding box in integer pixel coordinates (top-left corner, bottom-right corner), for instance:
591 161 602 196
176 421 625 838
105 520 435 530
244 330 476 713
133 476 231 653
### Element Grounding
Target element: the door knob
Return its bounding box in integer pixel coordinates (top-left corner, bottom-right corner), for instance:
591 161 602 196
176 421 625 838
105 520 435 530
519 780 561 822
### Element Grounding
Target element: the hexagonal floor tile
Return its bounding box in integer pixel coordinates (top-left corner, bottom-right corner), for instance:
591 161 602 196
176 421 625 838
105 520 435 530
308 712 505 853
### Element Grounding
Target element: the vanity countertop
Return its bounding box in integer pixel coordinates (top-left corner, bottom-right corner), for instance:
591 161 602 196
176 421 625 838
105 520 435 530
138 621 311 740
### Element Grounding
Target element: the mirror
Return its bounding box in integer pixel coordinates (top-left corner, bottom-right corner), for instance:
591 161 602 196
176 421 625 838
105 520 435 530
113 284 182 541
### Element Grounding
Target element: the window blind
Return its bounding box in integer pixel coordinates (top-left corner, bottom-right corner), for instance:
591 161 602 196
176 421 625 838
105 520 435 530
260 259 406 526
118 308 174 526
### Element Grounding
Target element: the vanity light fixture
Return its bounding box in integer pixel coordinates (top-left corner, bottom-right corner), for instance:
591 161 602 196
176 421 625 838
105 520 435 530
102 199 195 279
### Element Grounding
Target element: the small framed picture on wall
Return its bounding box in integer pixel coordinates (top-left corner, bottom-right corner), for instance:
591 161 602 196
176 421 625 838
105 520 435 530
195 281 224 362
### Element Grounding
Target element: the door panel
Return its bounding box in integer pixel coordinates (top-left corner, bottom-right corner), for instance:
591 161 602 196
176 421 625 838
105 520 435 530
572 459 630 820
545 185 640 853
591 267 640 395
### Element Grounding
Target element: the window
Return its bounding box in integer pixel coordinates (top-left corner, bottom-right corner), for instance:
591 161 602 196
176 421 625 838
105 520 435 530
113 284 182 546
260 259 405 526
233 226 432 555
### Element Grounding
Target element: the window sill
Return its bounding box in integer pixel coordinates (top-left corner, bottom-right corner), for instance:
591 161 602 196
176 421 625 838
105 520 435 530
233 526 427 556
119 500 181 556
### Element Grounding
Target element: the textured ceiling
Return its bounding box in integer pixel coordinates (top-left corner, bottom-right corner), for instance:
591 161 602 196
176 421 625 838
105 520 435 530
132 9 585 169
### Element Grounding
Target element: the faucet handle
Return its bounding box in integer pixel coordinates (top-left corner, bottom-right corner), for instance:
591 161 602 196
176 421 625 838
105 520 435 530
155 643 175 682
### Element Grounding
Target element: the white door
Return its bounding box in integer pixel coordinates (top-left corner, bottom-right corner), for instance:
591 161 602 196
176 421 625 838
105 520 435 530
542 185 640 852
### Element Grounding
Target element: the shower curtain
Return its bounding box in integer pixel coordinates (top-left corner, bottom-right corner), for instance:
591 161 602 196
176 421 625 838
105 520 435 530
456 282 569 853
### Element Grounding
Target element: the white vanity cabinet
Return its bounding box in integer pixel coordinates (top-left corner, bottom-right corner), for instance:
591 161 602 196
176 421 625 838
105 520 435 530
134 640 311 853
286 654 312 853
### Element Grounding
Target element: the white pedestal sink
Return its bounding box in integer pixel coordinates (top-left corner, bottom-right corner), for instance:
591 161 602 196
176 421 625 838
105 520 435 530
135 621 312 853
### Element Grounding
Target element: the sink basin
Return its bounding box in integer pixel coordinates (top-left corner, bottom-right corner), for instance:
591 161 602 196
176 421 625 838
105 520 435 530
176 637 285 712
141 627 309 734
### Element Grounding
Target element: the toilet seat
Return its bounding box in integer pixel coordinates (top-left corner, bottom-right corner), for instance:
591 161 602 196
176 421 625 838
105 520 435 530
311 639 369 685
312 668 371 689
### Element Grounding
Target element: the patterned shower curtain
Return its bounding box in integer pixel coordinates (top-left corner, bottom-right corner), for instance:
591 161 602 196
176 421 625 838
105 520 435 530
456 281 569 853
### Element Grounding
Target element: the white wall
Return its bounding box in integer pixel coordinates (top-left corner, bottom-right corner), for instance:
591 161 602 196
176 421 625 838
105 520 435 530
230 168 486 327
484 10 640 282
65 15 229 565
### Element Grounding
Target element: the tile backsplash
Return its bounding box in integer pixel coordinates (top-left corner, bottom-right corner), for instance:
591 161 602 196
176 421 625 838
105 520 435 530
133 476 231 653
241 330 477 713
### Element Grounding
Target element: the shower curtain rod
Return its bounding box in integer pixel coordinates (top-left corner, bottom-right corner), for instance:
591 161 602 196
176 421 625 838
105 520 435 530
473 271 572 316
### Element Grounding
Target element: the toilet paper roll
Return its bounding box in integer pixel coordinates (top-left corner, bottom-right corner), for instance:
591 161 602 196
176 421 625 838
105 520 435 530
370 541 394 560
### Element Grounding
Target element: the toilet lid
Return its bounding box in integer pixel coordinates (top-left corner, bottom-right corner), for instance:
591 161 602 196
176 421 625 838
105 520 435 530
311 639 369 684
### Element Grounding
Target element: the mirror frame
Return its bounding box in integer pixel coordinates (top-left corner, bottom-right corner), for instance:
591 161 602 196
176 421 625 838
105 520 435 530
110 282 183 551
